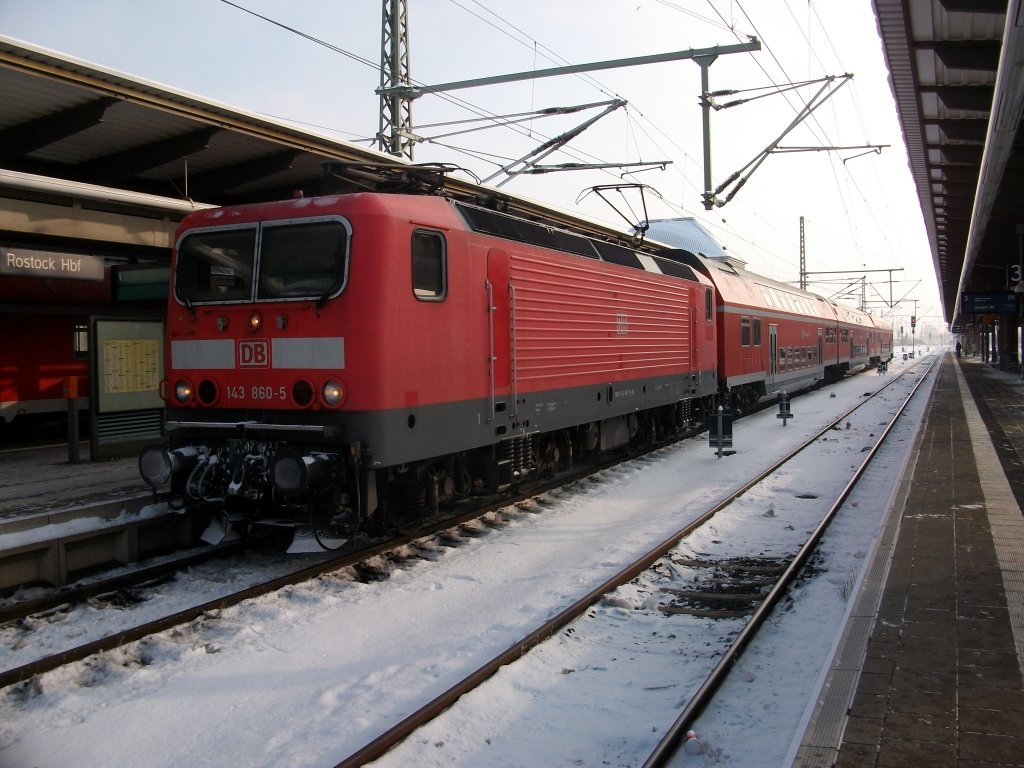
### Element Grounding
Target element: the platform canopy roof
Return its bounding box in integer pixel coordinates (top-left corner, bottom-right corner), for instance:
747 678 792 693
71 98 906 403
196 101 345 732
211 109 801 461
872 0 1024 323
0 36 405 208
0 35 638 261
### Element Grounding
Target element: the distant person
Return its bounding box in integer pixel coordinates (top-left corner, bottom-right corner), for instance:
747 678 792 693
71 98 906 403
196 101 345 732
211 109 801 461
955 341 962 359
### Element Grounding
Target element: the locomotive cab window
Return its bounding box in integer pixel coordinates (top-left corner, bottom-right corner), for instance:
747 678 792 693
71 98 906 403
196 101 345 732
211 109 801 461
175 227 256 304
412 230 446 301
258 219 349 301
705 288 713 321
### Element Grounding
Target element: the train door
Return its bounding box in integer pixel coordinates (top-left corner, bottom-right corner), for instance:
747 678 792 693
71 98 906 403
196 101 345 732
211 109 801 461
817 328 823 373
768 324 778 390
486 249 511 423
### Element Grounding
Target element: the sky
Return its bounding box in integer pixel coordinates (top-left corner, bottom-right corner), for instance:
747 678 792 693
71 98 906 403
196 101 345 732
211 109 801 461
0 353 937 767
0 0 945 336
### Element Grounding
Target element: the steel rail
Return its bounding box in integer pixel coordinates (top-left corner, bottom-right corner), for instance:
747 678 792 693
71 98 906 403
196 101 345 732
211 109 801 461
0 444 665 690
642 358 937 767
0 543 245 626
0 501 521 690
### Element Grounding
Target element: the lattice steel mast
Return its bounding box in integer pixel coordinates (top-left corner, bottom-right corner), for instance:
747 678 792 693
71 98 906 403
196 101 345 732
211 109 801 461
378 0 414 159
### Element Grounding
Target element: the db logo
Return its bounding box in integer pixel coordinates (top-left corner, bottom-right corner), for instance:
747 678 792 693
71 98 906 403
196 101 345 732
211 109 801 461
238 339 270 368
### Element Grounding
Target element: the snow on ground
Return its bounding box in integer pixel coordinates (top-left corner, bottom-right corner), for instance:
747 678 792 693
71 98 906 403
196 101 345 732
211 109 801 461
367 357 935 768
0 548 333 670
0 353 936 768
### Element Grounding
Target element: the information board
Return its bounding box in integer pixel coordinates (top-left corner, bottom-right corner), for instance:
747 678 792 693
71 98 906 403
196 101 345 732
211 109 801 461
96 320 164 413
90 318 165 459
961 291 1017 315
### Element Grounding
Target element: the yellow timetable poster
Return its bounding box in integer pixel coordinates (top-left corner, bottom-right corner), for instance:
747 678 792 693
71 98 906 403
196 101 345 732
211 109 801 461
94 320 164 414
103 339 161 393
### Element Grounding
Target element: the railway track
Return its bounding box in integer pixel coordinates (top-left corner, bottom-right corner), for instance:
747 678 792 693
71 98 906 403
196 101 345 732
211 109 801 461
0 500 542 690
0 368 800 681
330 359 936 767
0 377 811 687
0 544 245 626
0 361 927 766
0 436 691 690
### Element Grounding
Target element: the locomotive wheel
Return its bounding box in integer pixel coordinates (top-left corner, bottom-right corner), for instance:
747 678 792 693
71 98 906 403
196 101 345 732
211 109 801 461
558 432 574 472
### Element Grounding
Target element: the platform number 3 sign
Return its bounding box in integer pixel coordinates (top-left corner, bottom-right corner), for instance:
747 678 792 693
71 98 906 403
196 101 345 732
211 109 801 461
1009 263 1022 287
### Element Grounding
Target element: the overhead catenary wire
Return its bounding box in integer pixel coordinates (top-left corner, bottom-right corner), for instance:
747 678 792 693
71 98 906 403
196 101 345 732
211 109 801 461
212 0 800 284
216 0 917 308
217 0 626 178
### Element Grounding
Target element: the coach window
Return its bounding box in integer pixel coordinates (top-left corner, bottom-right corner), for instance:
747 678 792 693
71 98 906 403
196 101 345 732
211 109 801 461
740 317 751 346
753 318 762 346
412 230 447 301
72 320 88 359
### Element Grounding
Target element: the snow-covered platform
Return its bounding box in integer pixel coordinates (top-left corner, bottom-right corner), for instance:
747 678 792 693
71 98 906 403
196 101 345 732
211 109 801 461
0 442 189 588
0 442 146 521
793 354 1024 767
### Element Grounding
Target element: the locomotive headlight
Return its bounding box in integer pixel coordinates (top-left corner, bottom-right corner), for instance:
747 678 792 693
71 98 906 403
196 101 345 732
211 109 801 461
246 311 263 332
321 379 345 407
174 379 194 404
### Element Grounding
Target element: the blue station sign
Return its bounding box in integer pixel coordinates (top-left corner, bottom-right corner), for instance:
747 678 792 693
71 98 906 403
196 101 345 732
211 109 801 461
961 291 1018 315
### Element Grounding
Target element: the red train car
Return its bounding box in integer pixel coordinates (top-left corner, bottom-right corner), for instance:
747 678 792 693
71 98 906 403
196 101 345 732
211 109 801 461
667 250 892 409
141 192 718 544
0 313 87 427
834 302 892 372
0 275 108 437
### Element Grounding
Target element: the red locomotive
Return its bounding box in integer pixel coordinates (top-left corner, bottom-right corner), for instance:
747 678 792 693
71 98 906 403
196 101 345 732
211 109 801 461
139 175 891 548
140 189 721 546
